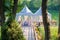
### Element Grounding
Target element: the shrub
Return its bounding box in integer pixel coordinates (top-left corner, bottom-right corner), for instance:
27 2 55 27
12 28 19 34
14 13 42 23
38 26 58 40
2 20 25 40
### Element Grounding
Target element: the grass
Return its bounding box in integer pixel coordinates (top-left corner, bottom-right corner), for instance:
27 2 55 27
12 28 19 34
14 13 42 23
38 26 58 40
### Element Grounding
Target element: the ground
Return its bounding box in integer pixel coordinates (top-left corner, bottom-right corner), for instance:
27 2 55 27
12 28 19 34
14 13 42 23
22 26 35 40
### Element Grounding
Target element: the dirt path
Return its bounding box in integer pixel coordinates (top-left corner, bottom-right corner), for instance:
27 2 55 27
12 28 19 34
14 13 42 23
22 26 35 40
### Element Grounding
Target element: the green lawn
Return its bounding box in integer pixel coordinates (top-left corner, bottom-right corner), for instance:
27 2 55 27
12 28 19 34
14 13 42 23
38 26 58 40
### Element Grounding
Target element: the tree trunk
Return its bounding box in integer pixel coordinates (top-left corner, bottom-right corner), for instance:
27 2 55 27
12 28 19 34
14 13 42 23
12 0 18 19
58 8 60 40
0 0 5 26
0 0 6 40
42 0 50 40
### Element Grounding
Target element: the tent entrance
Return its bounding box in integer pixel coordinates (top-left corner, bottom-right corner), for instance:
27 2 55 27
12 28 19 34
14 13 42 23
18 16 31 27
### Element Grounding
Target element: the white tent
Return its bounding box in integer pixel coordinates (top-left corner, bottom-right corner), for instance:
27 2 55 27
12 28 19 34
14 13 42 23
34 7 51 16
16 5 34 26
34 7 52 22
16 5 33 21
15 6 52 26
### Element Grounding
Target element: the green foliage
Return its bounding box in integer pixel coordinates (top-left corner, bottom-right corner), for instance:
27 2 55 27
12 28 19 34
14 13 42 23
2 20 25 40
4 0 59 20
6 20 25 40
48 10 59 20
50 27 58 40
38 26 58 40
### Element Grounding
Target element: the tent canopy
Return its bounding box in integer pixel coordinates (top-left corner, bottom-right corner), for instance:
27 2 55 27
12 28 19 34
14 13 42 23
34 7 51 16
16 5 33 16
16 5 33 20
16 6 51 16
16 6 51 20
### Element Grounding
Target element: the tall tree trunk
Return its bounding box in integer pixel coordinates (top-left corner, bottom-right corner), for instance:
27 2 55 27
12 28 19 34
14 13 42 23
42 0 50 40
12 0 18 19
0 0 5 26
0 0 6 40
58 7 60 40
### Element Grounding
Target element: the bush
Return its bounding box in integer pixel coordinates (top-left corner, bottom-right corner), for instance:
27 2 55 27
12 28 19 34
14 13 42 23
38 26 58 40
2 20 25 40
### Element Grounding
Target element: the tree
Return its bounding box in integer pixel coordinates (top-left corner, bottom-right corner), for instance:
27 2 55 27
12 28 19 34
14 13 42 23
58 0 60 40
7 0 18 25
1 0 18 40
0 0 6 40
0 0 5 26
42 0 50 40
58 6 60 40
7 0 25 40
12 0 18 19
